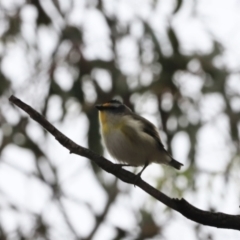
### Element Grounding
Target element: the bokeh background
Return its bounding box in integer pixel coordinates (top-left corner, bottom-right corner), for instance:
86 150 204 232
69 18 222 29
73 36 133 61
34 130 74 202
0 0 240 239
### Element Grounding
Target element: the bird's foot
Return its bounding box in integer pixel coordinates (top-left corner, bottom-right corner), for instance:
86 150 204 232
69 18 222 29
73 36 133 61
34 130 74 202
133 162 148 187
133 172 142 187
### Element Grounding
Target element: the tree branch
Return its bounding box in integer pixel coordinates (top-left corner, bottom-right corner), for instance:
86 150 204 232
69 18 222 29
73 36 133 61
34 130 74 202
9 95 240 231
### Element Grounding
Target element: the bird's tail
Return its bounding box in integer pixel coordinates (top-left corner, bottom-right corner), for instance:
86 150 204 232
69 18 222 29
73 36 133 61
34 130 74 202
168 158 183 170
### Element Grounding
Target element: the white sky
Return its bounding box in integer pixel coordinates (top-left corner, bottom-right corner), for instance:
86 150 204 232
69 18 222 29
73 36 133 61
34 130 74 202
1 0 240 239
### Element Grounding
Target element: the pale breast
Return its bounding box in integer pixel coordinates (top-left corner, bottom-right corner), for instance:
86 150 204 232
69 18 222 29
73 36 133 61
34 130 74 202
101 117 157 165
99 114 170 166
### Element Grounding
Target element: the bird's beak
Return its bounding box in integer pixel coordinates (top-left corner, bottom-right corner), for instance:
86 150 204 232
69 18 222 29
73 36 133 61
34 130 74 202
95 104 104 110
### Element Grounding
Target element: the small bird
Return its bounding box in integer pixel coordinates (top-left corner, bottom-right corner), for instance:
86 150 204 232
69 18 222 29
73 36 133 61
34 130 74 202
96 100 183 180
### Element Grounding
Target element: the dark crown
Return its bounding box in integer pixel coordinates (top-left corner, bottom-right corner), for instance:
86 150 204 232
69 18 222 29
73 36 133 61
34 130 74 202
107 99 122 104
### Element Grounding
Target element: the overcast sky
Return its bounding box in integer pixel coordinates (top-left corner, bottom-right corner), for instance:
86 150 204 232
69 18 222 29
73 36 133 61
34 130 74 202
1 0 240 239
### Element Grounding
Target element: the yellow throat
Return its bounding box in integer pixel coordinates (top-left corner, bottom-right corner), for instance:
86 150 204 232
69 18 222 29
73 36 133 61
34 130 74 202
99 111 109 133
99 111 123 134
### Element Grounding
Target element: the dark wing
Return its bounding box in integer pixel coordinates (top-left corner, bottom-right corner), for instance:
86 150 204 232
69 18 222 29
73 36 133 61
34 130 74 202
132 114 184 169
131 114 165 150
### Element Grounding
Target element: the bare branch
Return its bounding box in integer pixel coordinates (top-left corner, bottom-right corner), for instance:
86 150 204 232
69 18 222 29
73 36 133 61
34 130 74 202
9 95 240 231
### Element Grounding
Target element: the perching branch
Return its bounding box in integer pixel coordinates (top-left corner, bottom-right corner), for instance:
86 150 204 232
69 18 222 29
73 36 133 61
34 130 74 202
9 95 240 231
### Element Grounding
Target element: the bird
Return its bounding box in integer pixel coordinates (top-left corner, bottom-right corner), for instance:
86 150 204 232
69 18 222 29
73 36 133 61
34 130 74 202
96 99 183 180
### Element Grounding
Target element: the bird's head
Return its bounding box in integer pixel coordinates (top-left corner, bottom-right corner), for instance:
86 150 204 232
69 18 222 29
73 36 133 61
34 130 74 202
95 99 132 115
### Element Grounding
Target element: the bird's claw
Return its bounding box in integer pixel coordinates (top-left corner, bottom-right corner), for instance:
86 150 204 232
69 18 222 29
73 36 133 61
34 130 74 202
133 173 142 187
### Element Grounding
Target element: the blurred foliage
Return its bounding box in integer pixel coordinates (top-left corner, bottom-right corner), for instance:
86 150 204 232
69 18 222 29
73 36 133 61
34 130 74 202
0 0 240 239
